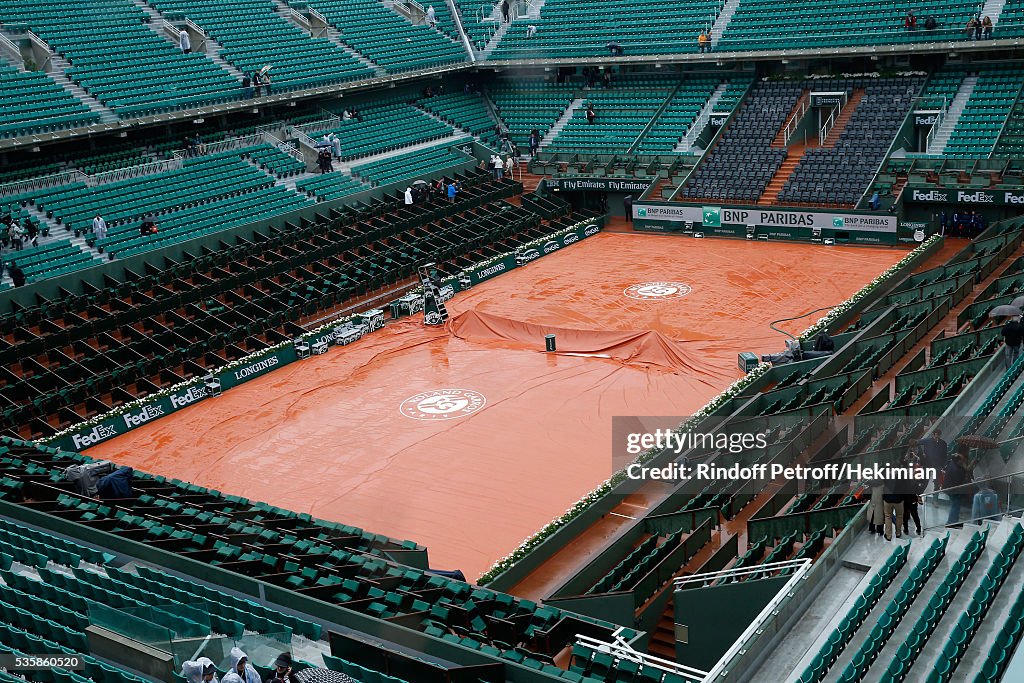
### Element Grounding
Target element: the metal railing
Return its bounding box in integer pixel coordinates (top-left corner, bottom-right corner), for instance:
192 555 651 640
25 30 52 72
169 133 265 160
925 96 950 154
263 132 305 163
573 633 708 681
783 95 808 146
89 158 184 186
0 32 22 67
694 559 813 682
818 97 846 146
919 469 1024 531
0 170 88 198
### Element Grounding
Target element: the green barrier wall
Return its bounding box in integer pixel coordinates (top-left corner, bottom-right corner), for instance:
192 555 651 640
673 575 790 671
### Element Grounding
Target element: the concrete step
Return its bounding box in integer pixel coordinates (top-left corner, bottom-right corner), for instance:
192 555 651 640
539 97 584 148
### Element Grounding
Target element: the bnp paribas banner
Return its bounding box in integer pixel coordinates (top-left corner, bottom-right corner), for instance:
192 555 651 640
634 204 898 233
47 220 603 452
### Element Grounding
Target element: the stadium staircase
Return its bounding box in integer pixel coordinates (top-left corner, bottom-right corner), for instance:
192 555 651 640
982 0 1009 28
538 98 586 149
821 89 865 148
708 0 740 49
268 0 386 75
479 15 512 59
761 142 809 203
131 2 249 81
926 76 978 155
674 83 729 153
24 55 120 124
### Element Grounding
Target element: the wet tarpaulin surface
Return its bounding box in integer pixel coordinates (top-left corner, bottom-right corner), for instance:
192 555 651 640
87 233 906 580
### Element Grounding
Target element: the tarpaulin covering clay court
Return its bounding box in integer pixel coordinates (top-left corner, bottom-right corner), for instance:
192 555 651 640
87 233 906 579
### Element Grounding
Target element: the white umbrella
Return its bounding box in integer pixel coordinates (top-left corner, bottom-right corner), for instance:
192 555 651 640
259 65 273 77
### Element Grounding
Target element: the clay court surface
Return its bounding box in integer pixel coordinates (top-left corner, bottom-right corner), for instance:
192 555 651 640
88 233 907 580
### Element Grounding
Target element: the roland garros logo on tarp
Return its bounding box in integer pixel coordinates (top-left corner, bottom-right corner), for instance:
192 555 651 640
400 389 486 421
624 282 692 300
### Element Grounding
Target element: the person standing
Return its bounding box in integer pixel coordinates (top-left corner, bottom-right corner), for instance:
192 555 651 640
93 216 108 242
902 450 926 536
8 220 22 250
8 262 25 288
494 154 504 179
501 0 510 22
698 31 710 52
447 180 457 202
982 15 993 38
426 4 436 28
179 29 191 53
404 186 414 205
882 473 905 541
943 447 973 525
918 429 948 490
865 475 885 536
586 103 596 124
623 194 633 222
1002 315 1024 367
904 11 917 30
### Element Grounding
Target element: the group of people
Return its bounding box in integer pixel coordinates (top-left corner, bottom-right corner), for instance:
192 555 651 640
940 209 986 238
242 70 272 98
404 177 461 205
904 11 994 38
181 650 301 683
488 153 515 179
3 216 38 251
866 428 1001 540
964 14 995 40
184 134 207 157
581 66 612 89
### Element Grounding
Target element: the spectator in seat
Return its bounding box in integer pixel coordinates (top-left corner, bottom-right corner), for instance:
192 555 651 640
179 29 191 53
698 31 710 52
924 15 937 30
904 11 917 30
982 15 993 38
269 654 300 683
1002 315 1024 367
229 649 261 683
97 466 134 501
8 262 24 288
